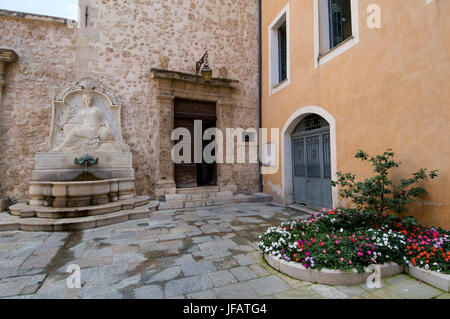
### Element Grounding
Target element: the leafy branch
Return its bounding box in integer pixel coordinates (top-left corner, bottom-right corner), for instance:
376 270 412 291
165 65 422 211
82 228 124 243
331 149 438 215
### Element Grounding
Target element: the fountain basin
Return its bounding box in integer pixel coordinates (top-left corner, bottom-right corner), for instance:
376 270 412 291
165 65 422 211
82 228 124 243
29 178 136 208
31 152 135 181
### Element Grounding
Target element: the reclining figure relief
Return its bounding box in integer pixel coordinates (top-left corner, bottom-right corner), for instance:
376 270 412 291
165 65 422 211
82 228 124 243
54 93 114 152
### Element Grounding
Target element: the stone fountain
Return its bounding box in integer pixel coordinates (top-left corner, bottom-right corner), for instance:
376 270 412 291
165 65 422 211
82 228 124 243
7 78 155 230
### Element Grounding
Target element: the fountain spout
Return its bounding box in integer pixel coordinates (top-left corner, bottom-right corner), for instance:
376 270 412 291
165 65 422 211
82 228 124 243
75 155 99 181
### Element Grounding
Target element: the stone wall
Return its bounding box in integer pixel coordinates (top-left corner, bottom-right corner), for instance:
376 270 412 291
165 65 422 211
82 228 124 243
0 11 76 204
0 0 260 206
76 0 260 196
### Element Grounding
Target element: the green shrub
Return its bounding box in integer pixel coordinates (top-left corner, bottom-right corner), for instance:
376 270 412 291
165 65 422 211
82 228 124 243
331 149 438 215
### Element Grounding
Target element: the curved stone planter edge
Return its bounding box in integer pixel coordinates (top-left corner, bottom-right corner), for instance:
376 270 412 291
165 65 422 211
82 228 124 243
264 254 403 286
406 263 450 292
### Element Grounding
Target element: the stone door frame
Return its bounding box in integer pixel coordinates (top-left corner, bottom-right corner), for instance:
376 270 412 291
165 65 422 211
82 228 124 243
150 68 239 198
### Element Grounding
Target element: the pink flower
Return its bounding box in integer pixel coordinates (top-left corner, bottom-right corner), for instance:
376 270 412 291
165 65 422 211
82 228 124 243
322 250 327 254
337 251 341 255
349 261 353 265
367 251 372 255
340 258 344 262
335 240 339 244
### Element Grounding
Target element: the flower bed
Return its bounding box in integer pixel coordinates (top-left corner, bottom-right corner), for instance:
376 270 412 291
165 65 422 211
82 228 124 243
259 209 449 275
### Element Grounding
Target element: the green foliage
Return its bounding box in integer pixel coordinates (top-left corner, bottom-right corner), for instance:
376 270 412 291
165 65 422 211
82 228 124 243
259 209 450 274
331 149 438 215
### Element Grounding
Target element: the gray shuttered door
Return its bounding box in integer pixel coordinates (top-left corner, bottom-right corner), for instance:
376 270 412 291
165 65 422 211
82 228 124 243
292 116 332 209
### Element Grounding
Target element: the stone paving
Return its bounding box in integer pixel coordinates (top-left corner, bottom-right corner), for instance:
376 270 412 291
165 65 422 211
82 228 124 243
0 203 448 299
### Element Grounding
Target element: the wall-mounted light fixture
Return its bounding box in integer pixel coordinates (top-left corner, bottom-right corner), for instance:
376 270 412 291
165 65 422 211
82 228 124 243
196 51 212 82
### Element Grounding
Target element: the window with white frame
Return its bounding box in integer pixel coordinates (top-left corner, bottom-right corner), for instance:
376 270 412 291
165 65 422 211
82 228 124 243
269 4 289 95
315 0 359 66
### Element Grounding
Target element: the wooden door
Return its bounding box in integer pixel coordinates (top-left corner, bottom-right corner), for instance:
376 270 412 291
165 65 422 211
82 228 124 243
174 117 197 188
174 99 217 188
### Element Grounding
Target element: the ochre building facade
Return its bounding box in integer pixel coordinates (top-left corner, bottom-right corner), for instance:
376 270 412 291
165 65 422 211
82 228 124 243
261 0 449 228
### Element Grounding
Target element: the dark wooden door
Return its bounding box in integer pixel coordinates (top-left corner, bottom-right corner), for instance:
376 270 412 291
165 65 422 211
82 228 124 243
174 117 197 188
174 99 217 188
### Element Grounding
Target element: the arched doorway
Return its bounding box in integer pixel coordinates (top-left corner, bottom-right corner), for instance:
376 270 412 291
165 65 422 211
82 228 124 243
291 114 332 209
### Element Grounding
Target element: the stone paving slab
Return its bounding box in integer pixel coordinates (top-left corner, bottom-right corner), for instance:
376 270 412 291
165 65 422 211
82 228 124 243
247 276 290 296
0 202 447 299
133 285 164 299
273 286 323 299
164 275 213 298
213 282 259 299
310 284 349 299
181 261 216 277
187 289 217 299
385 279 443 299
208 270 238 287
0 274 47 298
230 266 258 282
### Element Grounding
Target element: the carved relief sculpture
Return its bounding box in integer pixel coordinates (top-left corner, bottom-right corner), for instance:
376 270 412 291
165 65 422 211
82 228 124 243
40 77 129 153
31 78 136 183
54 93 114 152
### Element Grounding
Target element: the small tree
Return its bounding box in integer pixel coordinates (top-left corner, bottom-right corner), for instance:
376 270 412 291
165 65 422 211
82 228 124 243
331 149 438 215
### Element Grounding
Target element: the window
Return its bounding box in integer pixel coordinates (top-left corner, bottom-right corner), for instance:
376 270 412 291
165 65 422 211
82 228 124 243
326 0 353 50
293 114 330 133
315 0 359 66
277 22 287 83
269 3 290 95
242 132 255 143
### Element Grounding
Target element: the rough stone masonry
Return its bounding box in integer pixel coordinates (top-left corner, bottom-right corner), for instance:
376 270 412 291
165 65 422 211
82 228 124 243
0 0 260 207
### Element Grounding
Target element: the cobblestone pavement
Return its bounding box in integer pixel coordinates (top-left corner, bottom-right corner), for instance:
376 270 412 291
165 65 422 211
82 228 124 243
0 203 448 299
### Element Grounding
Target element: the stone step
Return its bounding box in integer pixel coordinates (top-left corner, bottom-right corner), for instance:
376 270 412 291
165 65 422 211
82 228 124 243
0 201 159 232
176 186 220 195
233 193 273 204
165 191 233 202
9 196 150 219
287 204 319 215
158 193 273 210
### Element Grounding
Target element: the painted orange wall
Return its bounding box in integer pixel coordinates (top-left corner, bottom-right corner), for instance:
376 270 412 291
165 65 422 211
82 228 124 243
262 0 450 229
